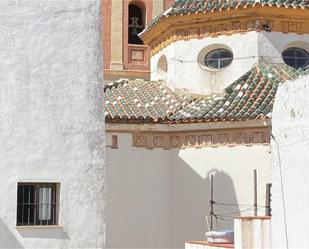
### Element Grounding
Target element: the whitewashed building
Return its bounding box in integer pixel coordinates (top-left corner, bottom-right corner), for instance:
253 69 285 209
272 75 309 249
0 1 105 248
105 0 309 248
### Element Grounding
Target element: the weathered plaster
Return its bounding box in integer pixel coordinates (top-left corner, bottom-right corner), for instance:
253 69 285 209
151 31 309 95
0 1 105 248
271 75 309 249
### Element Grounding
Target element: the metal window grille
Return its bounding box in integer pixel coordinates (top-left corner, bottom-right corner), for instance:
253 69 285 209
204 49 233 70
282 47 309 68
17 183 58 226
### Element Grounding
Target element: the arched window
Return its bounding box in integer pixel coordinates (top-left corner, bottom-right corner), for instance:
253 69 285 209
282 47 309 68
157 55 168 79
128 4 144 44
204 49 233 70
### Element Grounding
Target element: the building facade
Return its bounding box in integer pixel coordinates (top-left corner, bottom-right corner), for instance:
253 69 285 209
102 0 174 81
272 75 309 249
105 0 309 248
0 1 105 248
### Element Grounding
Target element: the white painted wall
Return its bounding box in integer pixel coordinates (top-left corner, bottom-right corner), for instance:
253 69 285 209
151 31 259 95
234 217 270 249
106 133 171 248
257 32 309 65
271 75 309 249
107 131 271 248
185 217 270 249
0 1 105 248
151 31 309 95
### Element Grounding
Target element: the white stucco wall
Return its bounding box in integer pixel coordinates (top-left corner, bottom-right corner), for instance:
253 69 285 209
107 131 271 248
107 133 171 248
0 1 105 248
271 75 309 249
151 31 309 95
234 217 270 249
257 32 309 65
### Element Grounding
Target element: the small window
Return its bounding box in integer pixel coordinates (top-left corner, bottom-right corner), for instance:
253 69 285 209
204 49 233 70
17 183 59 226
282 47 309 68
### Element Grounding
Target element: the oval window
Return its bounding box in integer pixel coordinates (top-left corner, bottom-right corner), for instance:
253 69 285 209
282 47 309 68
204 49 233 70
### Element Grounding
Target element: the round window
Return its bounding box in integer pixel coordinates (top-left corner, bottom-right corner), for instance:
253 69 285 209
282 47 309 68
204 48 233 70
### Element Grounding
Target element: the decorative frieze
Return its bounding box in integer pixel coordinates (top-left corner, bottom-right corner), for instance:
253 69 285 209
149 15 308 56
133 135 148 147
232 21 242 31
282 21 303 33
132 128 270 149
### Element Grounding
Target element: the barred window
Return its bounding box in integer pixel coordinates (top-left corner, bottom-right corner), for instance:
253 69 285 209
17 183 59 226
282 47 309 68
204 48 233 70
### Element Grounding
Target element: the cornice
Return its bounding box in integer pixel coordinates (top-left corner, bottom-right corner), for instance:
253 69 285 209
131 127 270 149
106 120 271 148
106 119 270 133
141 7 309 56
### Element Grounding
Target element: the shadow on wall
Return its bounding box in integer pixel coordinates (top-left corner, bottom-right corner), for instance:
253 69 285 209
0 218 23 248
170 153 239 248
17 227 70 240
106 142 240 249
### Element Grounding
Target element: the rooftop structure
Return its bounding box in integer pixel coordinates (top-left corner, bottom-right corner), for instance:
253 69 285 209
105 64 309 123
105 0 309 248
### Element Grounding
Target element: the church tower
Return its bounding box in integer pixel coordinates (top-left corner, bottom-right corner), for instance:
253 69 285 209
102 0 174 81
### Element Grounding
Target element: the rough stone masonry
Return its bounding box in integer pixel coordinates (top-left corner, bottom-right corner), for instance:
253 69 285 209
0 1 105 248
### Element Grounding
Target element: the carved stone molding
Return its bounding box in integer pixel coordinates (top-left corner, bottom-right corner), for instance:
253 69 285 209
132 127 270 149
282 21 303 33
148 15 309 56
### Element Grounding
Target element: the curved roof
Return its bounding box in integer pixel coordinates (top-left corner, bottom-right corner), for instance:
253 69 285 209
105 64 309 124
140 0 309 37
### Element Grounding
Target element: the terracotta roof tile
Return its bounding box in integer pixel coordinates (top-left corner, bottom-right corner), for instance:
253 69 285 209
104 79 190 122
140 0 309 37
169 64 309 122
105 64 309 124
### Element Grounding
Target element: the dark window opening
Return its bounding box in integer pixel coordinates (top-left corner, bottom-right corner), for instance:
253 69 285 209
282 47 309 69
204 48 233 70
128 4 144 45
17 183 58 226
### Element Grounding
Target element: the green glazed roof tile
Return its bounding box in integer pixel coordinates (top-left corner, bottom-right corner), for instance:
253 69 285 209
105 64 309 124
140 0 309 37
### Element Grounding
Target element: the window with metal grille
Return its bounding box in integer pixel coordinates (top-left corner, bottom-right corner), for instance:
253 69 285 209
204 48 233 70
17 183 59 226
282 47 309 69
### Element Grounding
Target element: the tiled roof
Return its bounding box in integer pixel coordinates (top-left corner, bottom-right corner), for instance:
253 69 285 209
105 64 309 124
104 79 191 122
170 0 309 15
140 0 309 37
170 64 309 122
